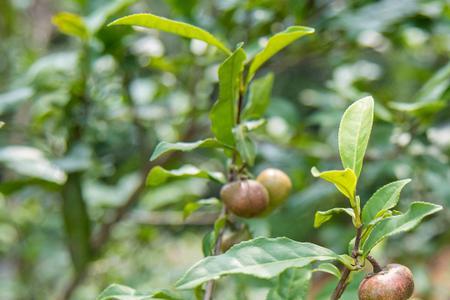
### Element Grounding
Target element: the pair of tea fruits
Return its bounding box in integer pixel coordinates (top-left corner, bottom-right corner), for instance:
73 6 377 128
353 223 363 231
220 168 292 218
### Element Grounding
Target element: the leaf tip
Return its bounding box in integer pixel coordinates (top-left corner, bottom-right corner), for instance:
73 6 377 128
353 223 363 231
107 18 121 27
311 167 320 177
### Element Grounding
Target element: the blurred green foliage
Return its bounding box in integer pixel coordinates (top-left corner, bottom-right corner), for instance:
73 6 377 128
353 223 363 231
0 0 449 299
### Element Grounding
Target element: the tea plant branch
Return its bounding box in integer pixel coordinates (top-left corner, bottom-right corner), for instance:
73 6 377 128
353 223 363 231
203 78 246 300
367 255 382 273
133 211 219 226
58 122 198 300
331 226 362 300
203 206 228 300
91 120 199 253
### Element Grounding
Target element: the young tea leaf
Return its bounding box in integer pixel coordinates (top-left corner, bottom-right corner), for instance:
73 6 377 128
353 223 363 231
150 139 228 161
311 167 357 202
202 231 215 257
241 119 266 131
338 96 374 177
96 283 181 300
202 215 226 257
233 124 256 166
86 0 138 34
362 201 442 255
108 13 231 55
362 179 411 225
314 208 355 228
146 165 226 186
52 12 89 40
266 268 312 300
210 47 246 146
247 26 314 82
390 62 450 114
62 174 91 274
176 237 343 289
313 263 341 279
242 72 274 120
0 146 67 184
183 198 220 220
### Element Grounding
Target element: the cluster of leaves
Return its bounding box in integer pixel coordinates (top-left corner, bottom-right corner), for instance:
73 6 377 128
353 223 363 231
98 93 442 298
1 0 450 299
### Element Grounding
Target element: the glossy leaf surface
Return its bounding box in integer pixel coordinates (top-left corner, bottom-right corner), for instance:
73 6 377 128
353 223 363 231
210 47 246 146
109 13 231 55
362 201 442 255
146 165 225 186
338 96 374 177
362 179 411 225
176 237 342 289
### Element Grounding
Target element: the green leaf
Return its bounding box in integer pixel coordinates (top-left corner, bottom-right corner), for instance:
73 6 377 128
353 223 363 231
97 283 181 300
247 26 314 82
86 0 138 34
362 179 411 225
202 231 215 257
146 165 226 186
209 47 246 146
362 201 442 255
266 268 311 300
176 237 342 289
202 215 226 257
242 119 266 131
360 209 403 246
242 73 274 120
150 139 228 161
390 62 450 114
62 174 91 274
311 167 357 201
183 198 220 220
0 146 67 184
108 13 231 55
52 12 89 40
313 263 341 279
233 124 256 166
314 208 355 228
0 87 33 114
338 96 374 177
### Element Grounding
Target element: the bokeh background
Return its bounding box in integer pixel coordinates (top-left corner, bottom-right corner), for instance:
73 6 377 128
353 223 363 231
1 0 450 299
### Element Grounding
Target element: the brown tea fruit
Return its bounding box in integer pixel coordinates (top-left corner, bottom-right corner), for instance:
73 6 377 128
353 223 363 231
220 180 269 218
359 263 414 300
256 168 292 212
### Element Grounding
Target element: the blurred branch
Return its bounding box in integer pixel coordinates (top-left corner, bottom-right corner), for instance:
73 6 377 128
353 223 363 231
331 226 362 300
203 206 227 300
91 122 198 253
203 72 247 300
58 120 198 300
133 211 219 226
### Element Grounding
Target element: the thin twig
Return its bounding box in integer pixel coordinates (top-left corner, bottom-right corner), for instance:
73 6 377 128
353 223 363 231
133 211 219 226
367 255 383 273
58 122 198 300
91 120 198 253
203 75 246 300
331 226 362 300
203 206 228 300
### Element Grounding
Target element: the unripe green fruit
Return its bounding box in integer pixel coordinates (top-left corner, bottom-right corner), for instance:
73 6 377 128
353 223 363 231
220 180 269 218
359 264 414 300
256 168 292 212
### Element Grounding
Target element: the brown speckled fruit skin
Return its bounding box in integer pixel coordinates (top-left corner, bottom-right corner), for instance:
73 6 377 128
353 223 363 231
359 264 414 300
220 180 269 218
256 168 292 212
